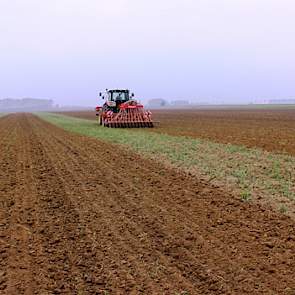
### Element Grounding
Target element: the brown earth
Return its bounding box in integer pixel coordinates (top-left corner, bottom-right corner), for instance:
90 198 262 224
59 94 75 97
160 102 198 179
1 114 295 294
58 108 295 156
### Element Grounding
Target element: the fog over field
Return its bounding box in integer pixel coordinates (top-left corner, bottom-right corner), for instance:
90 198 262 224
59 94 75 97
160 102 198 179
0 0 295 106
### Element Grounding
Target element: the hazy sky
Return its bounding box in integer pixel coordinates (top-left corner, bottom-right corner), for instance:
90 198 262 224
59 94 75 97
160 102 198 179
0 0 295 105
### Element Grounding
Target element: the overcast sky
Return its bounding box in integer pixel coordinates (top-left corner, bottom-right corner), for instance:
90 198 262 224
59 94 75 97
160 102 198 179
0 0 294 105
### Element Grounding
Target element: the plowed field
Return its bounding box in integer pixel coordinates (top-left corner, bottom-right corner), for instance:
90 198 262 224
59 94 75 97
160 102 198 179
1 114 295 294
59 108 295 155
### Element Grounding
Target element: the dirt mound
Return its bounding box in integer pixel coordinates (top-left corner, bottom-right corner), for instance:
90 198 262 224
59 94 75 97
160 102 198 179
1 114 295 294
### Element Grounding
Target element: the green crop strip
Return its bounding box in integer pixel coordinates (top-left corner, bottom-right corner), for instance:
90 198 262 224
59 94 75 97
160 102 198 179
39 113 295 211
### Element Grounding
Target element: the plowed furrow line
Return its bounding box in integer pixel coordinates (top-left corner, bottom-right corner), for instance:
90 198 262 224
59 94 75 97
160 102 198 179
1 114 295 294
30 117 237 293
42 143 231 294
27 115 295 294
4 118 37 295
0 118 20 293
35 118 293 294
19 116 110 294
29 115 201 293
34 117 246 293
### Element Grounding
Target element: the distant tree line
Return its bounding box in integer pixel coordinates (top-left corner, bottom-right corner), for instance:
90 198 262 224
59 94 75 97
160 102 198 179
0 98 56 112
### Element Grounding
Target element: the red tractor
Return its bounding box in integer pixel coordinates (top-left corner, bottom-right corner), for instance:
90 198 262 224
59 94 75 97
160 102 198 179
96 89 153 128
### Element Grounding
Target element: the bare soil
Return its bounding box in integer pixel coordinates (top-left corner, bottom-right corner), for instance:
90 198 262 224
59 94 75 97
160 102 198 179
1 114 295 294
58 108 295 155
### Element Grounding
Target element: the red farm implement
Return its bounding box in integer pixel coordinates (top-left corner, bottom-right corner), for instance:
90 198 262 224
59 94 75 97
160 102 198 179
96 89 154 128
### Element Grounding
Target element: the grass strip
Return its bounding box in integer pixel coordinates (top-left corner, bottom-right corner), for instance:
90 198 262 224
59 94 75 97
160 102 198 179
39 113 295 212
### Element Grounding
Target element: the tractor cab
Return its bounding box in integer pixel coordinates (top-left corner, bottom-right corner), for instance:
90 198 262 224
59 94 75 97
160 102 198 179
109 90 131 102
99 89 134 111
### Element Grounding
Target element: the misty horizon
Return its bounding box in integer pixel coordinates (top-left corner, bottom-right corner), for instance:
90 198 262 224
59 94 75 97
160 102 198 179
1 0 294 107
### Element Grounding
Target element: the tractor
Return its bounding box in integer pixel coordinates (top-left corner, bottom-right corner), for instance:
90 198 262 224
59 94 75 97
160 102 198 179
95 89 153 128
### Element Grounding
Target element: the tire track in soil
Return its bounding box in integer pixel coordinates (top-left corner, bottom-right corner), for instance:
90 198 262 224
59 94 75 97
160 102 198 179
0 116 23 293
1 113 295 294
1 116 37 295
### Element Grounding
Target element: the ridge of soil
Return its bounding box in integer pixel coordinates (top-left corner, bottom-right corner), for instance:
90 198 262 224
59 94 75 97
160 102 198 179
1 114 295 294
